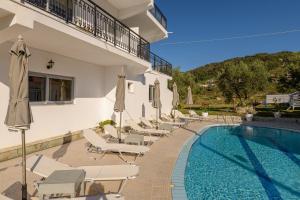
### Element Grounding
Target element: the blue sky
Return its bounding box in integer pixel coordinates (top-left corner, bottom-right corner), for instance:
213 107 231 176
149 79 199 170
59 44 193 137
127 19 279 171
151 0 300 71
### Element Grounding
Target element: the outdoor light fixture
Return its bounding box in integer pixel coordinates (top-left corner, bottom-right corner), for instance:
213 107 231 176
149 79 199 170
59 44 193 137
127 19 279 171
47 59 54 69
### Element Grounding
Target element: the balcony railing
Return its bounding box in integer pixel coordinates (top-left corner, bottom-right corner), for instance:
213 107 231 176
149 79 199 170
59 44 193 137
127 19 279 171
149 3 167 29
150 53 172 76
24 0 150 61
23 0 172 76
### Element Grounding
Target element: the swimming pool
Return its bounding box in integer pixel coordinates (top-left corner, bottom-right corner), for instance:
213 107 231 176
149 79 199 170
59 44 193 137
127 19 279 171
172 125 300 200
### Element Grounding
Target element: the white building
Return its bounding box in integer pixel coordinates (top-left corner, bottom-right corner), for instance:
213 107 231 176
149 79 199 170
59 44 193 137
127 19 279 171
0 0 172 151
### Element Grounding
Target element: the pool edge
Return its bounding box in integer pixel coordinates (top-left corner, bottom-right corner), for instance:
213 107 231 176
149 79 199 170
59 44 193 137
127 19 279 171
171 123 300 200
171 124 240 200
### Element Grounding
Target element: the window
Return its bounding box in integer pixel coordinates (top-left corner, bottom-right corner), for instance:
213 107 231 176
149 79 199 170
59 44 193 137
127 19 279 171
149 85 154 102
128 82 134 93
29 72 74 104
29 75 46 102
49 78 73 101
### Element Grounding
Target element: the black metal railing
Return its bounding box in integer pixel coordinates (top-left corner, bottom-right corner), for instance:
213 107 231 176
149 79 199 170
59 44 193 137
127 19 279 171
149 3 167 29
23 0 172 76
150 53 172 76
24 0 150 61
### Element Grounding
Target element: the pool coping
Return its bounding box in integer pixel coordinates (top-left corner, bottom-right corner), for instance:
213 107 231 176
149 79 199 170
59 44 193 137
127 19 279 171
171 123 300 200
242 123 300 134
171 124 240 200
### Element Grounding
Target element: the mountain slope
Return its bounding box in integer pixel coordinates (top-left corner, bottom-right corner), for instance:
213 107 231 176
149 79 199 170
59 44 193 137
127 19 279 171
187 51 300 83
171 51 300 105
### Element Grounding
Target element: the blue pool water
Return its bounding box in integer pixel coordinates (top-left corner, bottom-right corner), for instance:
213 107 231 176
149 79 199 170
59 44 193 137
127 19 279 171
185 126 300 200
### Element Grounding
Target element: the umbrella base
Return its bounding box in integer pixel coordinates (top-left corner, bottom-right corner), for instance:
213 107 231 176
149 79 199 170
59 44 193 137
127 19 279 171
22 183 27 200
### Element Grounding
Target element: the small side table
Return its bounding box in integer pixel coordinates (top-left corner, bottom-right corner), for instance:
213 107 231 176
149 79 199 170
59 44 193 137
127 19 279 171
124 134 144 145
38 169 85 199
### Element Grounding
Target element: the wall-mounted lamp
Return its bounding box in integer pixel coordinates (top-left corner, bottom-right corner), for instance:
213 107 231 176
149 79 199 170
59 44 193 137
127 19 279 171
47 59 55 69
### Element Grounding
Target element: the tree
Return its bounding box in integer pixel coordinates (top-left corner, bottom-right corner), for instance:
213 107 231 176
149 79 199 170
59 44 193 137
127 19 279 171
217 60 268 106
169 67 195 101
278 64 300 92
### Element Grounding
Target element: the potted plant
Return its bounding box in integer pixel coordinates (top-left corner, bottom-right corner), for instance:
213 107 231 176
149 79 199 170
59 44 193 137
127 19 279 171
245 112 253 122
245 106 255 122
98 120 116 132
273 98 281 119
201 102 209 118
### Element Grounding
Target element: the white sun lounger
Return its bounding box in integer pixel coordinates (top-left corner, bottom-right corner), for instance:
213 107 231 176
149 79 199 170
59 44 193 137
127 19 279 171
31 194 124 200
150 115 185 127
161 113 173 121
104 124 159 143
126 120 170 136
140 117 174 132
174 110 199 121
140 117 156 129
83 129 149 163
26 154 139 194
189 110 203 119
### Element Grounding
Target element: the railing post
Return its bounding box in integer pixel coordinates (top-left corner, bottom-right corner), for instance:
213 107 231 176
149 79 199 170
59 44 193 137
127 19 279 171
46 0 50 11
114 20 116 46
94 4 97 36
128 30 131 53
66 0 69 22
139 38 142 59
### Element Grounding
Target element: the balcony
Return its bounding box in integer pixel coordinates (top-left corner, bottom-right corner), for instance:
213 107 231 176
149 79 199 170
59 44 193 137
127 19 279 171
22 0 172 76
149 3 167 29
24 0 150 61
150 53 172 76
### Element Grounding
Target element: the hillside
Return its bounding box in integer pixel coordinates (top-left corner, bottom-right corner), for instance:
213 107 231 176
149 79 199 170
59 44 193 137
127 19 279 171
188 51 300 83
171 51 300 105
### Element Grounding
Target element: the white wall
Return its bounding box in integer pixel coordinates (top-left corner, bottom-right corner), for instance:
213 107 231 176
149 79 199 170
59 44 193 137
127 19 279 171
0 42 106 149
103 66 172 125
144 72 173 118
0 42 172 150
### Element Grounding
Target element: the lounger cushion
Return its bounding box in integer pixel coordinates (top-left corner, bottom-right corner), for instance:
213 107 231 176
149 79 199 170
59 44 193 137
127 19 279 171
104 125 159 142
31 194 124 200
84 130 150 154
126 120 170 135
81 165 139 181
26 154 139 181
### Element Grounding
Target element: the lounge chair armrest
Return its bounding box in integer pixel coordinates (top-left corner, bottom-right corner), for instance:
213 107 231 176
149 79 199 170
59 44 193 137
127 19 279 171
128 176 137 180
33 179 44 189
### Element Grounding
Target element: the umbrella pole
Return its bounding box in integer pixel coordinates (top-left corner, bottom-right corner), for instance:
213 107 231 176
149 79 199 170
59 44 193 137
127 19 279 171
173 107 176 122
119 112 122 143
156 108 158 130
21 129 27 200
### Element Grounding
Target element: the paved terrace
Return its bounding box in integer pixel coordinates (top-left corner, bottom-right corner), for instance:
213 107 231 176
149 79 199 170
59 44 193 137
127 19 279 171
0 118 299 200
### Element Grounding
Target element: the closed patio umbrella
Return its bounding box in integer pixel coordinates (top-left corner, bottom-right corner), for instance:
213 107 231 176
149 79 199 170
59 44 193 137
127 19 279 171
172 82 179 119
60 80 66 101
114 68 126 143
5 35 33 200
186 86 193 112
152 79 161 129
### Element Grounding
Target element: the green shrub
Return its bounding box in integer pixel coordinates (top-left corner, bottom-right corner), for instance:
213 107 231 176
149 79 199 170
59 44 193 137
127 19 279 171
98 120 116 131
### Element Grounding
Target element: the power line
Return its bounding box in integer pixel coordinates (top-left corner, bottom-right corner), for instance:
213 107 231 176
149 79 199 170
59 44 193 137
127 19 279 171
161 29 300 45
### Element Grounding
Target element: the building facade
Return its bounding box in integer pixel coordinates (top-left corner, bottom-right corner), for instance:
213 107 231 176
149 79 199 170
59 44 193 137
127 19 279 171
0 0 172 150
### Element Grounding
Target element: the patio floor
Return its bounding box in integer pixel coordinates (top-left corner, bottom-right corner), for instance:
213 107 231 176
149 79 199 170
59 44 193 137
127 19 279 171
0 119 299 200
